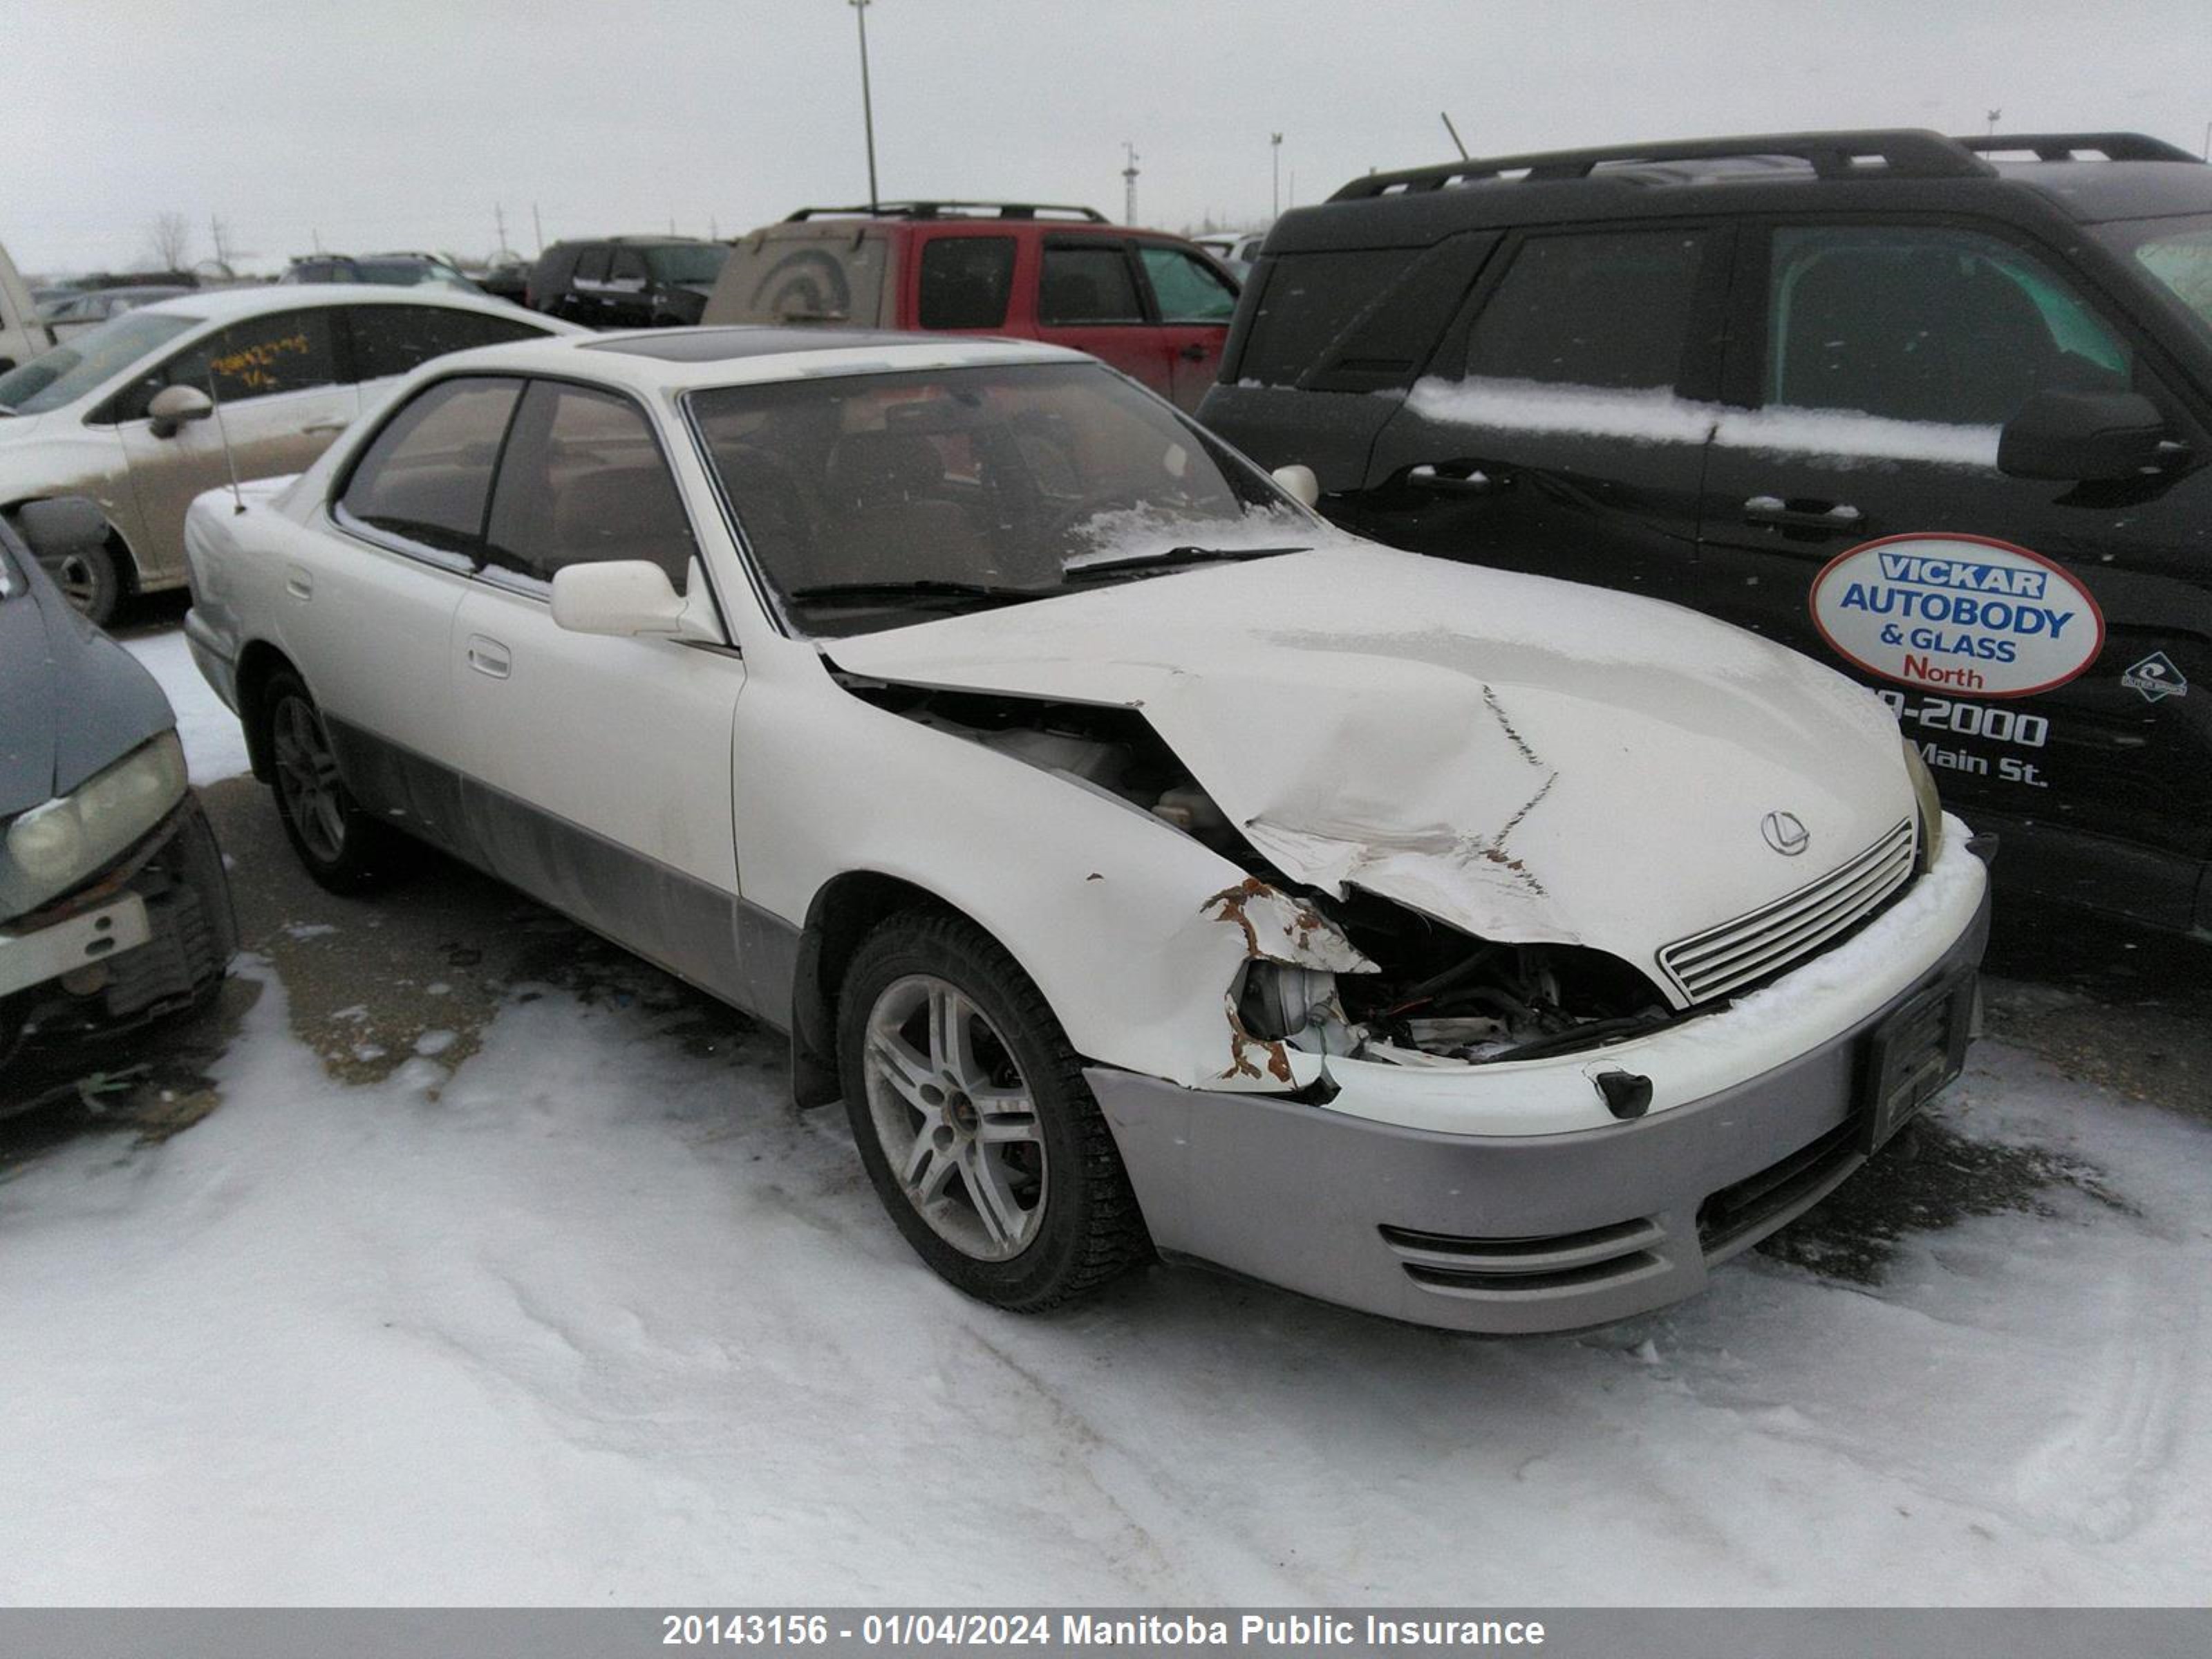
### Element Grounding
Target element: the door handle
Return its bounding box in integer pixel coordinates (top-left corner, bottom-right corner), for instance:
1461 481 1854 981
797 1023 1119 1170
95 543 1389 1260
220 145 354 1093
284 566 313 601
1743 494 1863 531
300 418 350 436
1407 462 1498 496
466 635 512 679
1178 342 1210 362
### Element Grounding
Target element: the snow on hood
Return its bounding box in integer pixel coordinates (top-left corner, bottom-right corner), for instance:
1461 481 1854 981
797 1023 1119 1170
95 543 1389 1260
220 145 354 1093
827 544 1913 973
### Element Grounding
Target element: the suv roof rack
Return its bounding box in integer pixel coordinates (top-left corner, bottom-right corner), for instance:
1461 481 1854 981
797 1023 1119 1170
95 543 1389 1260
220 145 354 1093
1956 131 2203 162
782 200 1109 223
1331 129 1997 200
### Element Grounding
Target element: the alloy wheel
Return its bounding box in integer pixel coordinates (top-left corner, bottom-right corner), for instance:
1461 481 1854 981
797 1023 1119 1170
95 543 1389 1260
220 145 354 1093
270 695 347 864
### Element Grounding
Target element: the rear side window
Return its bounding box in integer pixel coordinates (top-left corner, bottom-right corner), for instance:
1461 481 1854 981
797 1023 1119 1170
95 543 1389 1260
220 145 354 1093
1460 230 1708 389
1137 246 1237 323
349 306 543 381
1038 243 1143 324
1235 249 1411 385
338 376 522 556
574 247 612 283
483 381 693 591
609 247 650 284
917 236 1015 329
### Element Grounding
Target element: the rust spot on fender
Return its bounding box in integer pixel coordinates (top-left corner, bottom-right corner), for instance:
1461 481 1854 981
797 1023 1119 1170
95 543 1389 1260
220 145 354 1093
1221 1002 1295 1084
1203 876 1274 957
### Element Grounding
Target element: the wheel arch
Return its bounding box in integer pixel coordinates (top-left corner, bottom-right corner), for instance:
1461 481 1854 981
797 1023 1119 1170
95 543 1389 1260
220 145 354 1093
2 494 142 592
232 638 301 785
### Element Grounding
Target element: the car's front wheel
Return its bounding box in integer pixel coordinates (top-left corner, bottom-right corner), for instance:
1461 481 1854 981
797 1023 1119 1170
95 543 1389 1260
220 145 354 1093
261 670 400 894
837 909 1151 1311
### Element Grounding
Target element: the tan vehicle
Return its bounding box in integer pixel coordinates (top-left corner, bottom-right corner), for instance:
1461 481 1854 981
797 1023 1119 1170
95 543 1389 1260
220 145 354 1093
0 285 576 620
0 240 55 373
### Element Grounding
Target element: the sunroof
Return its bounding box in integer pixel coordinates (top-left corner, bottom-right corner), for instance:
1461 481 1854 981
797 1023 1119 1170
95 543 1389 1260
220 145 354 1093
581 326 915 362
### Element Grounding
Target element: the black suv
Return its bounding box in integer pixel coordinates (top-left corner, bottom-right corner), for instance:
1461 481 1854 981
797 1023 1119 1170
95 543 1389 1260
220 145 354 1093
1201 129 2212 937
528 236 730 328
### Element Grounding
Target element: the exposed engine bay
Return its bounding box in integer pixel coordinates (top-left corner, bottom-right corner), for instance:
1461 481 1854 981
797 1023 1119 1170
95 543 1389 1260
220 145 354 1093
842 677 1678 1068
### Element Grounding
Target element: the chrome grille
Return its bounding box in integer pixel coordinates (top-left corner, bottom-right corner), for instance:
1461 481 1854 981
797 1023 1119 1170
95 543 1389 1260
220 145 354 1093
1659 818 1915 1004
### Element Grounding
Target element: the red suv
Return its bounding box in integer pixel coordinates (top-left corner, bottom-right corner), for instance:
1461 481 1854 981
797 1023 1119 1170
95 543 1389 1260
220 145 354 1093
700 202 1240 412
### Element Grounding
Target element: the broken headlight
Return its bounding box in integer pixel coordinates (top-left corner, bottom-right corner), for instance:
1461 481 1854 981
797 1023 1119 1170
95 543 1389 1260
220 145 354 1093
1237 961 1333 1040
1902 736 1944 872
1 730 187 919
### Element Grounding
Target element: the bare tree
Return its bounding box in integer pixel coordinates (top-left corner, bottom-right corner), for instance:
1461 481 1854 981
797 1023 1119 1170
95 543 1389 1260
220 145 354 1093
143 212 192 271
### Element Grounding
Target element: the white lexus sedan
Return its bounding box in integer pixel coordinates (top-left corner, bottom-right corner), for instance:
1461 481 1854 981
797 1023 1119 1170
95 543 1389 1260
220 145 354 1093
181 328 1989 1333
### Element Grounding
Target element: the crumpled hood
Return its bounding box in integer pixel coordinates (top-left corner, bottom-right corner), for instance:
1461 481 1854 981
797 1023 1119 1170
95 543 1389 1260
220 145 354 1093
0 554 175 817
826 544 1913 975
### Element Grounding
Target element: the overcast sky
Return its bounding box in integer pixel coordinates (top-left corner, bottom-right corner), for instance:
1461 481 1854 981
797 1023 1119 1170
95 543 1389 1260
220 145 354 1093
8 0 2208 275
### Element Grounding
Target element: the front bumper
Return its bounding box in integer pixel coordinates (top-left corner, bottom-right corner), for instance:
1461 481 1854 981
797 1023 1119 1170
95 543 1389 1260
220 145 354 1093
1090 860 1991 1335
1 794 237 1069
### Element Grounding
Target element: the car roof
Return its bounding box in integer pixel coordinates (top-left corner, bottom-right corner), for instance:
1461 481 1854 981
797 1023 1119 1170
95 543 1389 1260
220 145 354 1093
133 283 539 326
1274 129 2212 252
414 326 1089 393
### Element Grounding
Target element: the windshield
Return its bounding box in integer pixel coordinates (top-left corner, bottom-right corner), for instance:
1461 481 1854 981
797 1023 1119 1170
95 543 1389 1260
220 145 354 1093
2097 214 2212 344
0 311 198 413
645 244 729 285
687 361 1313 637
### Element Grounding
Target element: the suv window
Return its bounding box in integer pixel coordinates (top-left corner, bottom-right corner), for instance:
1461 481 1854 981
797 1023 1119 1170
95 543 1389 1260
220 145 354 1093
917 236 1016 329
1038 243 1143 324
1765 225 2133 424
339 376 523 555
574 247 612 284
349 305 543 381
609 247 650 285
1236 249 1436 386
484 380 693 590
115 307 343 420
1138 245 1237 323
1459 230 1707 390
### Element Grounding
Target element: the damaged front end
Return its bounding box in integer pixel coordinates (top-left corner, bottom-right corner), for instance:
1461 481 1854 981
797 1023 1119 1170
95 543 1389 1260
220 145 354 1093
841 675 1676 1084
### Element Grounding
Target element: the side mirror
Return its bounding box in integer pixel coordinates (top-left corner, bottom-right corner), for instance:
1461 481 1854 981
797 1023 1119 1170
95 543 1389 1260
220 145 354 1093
550 559 714 640
1271 463 1321 509
1997 391 2169 482
146 383 214 439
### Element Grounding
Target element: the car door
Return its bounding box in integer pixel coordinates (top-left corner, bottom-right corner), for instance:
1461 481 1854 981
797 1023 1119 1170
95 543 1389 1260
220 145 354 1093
451 377 750 1000
1358 223 1727 601
1133 242 1239 411
1697 218 2212 928
1032 237 1177 402
300 374 527 854
111 306 359 584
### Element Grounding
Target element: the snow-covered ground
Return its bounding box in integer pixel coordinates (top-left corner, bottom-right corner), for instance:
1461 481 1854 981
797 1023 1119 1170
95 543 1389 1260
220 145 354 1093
3 628 2208 1605
124 626 252 785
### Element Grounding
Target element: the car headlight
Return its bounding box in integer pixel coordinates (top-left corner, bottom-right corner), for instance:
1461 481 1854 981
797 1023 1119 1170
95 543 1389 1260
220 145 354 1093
1 731 188 918
1902 736 1944 871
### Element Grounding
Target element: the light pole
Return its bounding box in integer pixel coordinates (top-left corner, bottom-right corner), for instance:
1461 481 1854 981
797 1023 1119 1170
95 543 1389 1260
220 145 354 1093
1122 142 1140 225
852 0 880 212
1271 132 1283 220
1986 108 2002 138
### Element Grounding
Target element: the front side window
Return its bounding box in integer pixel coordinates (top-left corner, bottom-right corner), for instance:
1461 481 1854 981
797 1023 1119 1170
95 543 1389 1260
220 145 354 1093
1138 245 1237 323
687 361 1309 637
483 382 693 590
337 376 522 556
1038 243 1144 325
113 308 344 420
0 311 197 414
349 305 543 381
917 236 1016 329
2094 213 2212 345
1764 225 2132 424
1459 229 1709 390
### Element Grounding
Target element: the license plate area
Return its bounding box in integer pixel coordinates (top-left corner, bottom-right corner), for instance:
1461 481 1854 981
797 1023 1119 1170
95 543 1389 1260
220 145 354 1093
1857 969 1975 1155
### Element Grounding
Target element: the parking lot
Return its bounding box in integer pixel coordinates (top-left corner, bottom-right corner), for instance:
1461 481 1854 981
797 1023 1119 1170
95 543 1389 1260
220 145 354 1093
1 601 2207 1605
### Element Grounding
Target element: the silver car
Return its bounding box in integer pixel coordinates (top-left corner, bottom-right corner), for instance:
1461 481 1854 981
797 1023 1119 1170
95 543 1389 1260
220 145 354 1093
0 285 577 620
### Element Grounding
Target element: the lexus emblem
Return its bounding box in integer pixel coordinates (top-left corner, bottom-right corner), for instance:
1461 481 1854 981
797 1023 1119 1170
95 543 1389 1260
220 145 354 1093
1761 811 1811 857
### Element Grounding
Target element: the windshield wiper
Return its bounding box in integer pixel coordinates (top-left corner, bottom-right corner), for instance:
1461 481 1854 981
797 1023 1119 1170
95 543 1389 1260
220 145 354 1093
785 578 1052 610
1062 543 1307 582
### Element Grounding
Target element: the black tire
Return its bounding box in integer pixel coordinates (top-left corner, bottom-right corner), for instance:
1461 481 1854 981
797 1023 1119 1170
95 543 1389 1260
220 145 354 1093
261 670 402 894
38 537 121 626
836 908 1151 1312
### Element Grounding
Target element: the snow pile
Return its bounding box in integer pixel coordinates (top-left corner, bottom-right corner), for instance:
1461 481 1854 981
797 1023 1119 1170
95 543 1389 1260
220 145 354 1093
124 628 250 784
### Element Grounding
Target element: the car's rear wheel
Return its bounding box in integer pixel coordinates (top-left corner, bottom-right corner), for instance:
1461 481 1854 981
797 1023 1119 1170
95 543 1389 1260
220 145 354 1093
837 909 1151 1311
262 670 399 893
39 539 120 625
